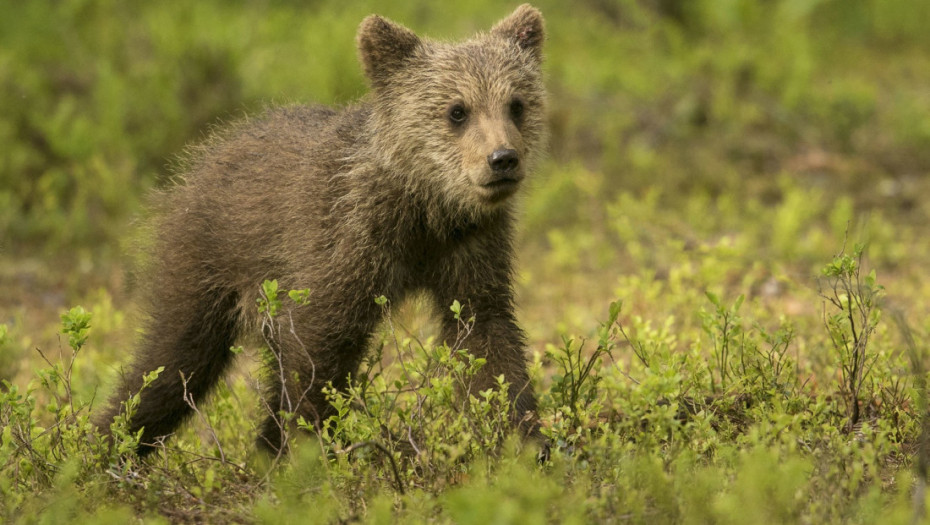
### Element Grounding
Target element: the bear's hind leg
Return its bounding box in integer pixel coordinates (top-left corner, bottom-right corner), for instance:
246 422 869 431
94 287 241 455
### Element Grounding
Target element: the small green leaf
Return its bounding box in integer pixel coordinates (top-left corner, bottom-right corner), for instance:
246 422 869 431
262 279 279 298
733 294 745 312
608 300 622 324
288 288 311 305
258 279 282 316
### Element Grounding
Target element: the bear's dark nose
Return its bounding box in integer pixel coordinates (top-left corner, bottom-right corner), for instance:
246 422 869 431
487 149 519 173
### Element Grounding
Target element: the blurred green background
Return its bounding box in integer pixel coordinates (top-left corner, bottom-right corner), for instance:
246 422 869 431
2 0 928 254
1 0 929 380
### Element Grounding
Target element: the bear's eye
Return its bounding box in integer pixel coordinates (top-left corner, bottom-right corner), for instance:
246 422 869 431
509 98 525 123
448 104 468 126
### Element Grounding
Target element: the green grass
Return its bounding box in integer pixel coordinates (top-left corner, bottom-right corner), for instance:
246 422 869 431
2 0 930 523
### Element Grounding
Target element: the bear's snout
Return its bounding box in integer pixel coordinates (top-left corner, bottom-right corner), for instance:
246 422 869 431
487 148 519 173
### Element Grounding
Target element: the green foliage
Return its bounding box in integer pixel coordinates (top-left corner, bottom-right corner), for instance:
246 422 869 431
60 306 92 351
3 0 930 522
287 288 311 307
820 243 886 431
4 0 929 255
0 308 114 522
3 241 926 523
256 279 281 317
546 300 621 432
311 322 511 482
701 292 745 392
0 324 16 383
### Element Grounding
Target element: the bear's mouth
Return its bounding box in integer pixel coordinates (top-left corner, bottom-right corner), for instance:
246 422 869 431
483 177 519 189
479 178 520 202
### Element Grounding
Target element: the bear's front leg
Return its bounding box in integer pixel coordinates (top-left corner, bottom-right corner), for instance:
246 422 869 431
426 227 539 438
438 304 539 436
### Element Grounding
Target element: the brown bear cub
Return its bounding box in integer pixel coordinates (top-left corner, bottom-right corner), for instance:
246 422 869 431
94 4 547 455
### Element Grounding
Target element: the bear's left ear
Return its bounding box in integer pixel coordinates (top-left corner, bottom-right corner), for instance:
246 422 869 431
491 4 545 63
357 15 421 89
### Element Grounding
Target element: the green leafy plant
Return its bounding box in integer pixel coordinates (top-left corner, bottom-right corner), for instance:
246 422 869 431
547 300 620 431
701 292 745 392
820 243 884 431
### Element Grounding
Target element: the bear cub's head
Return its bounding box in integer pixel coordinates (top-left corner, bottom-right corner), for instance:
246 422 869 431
358 5 547 211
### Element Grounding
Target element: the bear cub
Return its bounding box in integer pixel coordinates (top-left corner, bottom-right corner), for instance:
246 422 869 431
95 4 547 455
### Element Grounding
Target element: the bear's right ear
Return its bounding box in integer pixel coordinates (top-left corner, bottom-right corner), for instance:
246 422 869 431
357 15 421 89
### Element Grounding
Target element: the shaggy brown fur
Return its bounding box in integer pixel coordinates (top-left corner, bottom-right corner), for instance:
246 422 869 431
94 4 548 455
